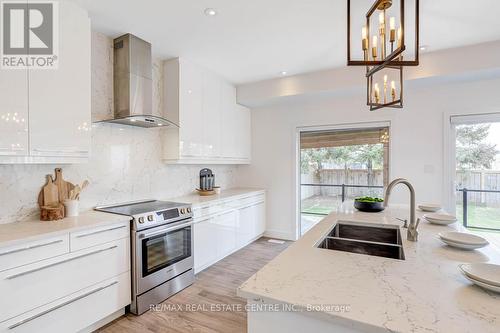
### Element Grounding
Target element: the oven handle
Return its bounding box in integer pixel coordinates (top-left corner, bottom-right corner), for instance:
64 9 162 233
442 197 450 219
138 220 193 239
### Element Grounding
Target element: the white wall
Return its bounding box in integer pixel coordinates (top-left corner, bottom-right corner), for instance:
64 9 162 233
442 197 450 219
0 32 239 224
237 77 500 240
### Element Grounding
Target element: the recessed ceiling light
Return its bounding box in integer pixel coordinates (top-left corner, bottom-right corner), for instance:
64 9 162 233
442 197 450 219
204 8 218 17
280 71 288 76
420 45 429 51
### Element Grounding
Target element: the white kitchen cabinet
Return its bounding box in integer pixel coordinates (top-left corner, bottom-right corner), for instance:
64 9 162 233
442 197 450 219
1 273 130 333
0 220 131 332
0 69 29 156
162 58 251 164
202 71 221 157
193 217 218 272
29 1 91 159
0 1 91 164
213 210 238 258
0 238 129 323
254 202 266 237
237 204 257 247
193 192 266 273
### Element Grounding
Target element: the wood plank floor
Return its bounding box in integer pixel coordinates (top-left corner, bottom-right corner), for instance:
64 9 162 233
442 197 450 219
98 238 290 333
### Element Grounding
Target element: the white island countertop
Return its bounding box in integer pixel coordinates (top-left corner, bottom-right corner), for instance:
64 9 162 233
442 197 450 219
237 205 500 333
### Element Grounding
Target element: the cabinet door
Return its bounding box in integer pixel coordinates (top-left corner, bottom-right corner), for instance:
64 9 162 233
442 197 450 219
193 219 218 273
219 82 237 158
235 104 251 160
237 205 255 247
0 69 29 156
253 202 266 237
202 71 221 157
29 2 90 158
213 211 237 258
179 59 203 157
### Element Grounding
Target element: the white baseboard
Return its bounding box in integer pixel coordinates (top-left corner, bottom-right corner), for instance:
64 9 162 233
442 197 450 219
79 308 125 333
263 229 295 241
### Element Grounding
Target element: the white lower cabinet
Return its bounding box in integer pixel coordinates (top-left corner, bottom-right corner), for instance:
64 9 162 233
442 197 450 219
0 221 131 332
214 211 238 258
1 272 130 333
194 217 218 272
193 193 266 273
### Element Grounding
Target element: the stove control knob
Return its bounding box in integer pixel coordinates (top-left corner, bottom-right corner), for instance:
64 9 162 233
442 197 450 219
187 207 192 213
147 215 154 221
180 208 186 214
138 217 145 224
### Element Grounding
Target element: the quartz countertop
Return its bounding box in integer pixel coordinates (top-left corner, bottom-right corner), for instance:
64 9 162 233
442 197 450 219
237 205 500 333
168 187 265 207
0 211 130 249
0 188 264 249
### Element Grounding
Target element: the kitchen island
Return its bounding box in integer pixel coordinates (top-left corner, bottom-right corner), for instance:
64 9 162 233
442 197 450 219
237 205 500 333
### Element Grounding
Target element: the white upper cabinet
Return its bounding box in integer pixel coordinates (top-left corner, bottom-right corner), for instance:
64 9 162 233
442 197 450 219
0 1 91 164
29 2 91 159
0 69 29 156
162 58 251 164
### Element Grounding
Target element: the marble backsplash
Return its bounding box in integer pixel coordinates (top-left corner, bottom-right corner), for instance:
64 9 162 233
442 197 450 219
0 32 239 224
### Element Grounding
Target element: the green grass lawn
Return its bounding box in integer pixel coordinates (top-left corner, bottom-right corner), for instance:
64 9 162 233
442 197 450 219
456 204 500 230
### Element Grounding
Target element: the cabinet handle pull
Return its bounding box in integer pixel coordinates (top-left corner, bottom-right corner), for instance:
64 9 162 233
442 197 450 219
32 149 89 154
0 239 64 257
75 225 127 238
5 245 117 280
7 281 118 329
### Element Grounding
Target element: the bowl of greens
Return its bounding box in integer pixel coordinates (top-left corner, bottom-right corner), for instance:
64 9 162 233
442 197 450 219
354 197 385 212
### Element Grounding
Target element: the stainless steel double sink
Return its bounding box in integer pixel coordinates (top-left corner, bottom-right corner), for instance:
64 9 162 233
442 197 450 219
317 221 405 260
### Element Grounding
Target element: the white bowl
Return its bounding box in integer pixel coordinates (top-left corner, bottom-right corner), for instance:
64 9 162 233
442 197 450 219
439 238 487 250
459 263 500 287
418 203 442 212
460 271 500 293
424 213 457 225
438 232 489 246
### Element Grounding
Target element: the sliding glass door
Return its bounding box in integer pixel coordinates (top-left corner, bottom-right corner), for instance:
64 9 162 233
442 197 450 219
298 124 390 236
451 114 500 231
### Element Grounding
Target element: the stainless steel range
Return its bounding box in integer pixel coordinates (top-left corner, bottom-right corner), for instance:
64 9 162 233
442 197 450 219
95 200 194 315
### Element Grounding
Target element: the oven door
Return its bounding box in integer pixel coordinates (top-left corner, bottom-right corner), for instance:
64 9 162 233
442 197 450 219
134 219 194 295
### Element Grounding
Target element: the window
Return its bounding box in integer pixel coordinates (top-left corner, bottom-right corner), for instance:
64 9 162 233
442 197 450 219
299 125 390 236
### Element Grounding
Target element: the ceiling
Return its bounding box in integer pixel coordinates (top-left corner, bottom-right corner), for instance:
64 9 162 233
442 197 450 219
69 0 500 84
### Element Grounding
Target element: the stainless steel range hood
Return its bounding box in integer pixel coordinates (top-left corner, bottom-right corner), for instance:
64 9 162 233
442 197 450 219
99 34 176 128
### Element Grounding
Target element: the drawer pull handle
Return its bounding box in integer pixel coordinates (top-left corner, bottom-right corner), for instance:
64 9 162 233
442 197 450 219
5 245 117 280
32 149 89 154
0 239 64 257
7 281 118 330
76 225 127 238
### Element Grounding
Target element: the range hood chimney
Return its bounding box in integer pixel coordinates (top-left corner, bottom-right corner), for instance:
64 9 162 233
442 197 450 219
100 33 175 128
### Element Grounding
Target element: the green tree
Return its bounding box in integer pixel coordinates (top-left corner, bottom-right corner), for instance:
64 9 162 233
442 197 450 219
353 144 384 186
301 148 333 176
456 124 498 170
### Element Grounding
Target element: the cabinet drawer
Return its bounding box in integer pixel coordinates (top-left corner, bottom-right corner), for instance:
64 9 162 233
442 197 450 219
1 272 130 333
0 238 129 322
0 235 69 273
238 194 265 208
70 222 129 252
193 203 227 219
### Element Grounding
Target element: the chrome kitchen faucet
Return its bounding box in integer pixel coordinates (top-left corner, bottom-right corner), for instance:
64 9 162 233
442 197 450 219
384 178 420 242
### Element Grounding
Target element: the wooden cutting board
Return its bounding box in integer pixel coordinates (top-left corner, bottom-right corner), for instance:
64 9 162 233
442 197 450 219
42 175 59 207
54 168 75 202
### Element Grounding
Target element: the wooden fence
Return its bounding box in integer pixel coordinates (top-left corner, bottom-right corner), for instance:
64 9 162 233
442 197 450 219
301 169 384 199
456 170 500 207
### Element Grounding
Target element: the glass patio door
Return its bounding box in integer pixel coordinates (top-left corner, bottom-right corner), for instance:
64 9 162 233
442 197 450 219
451 114 500 231
299 125 390 236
